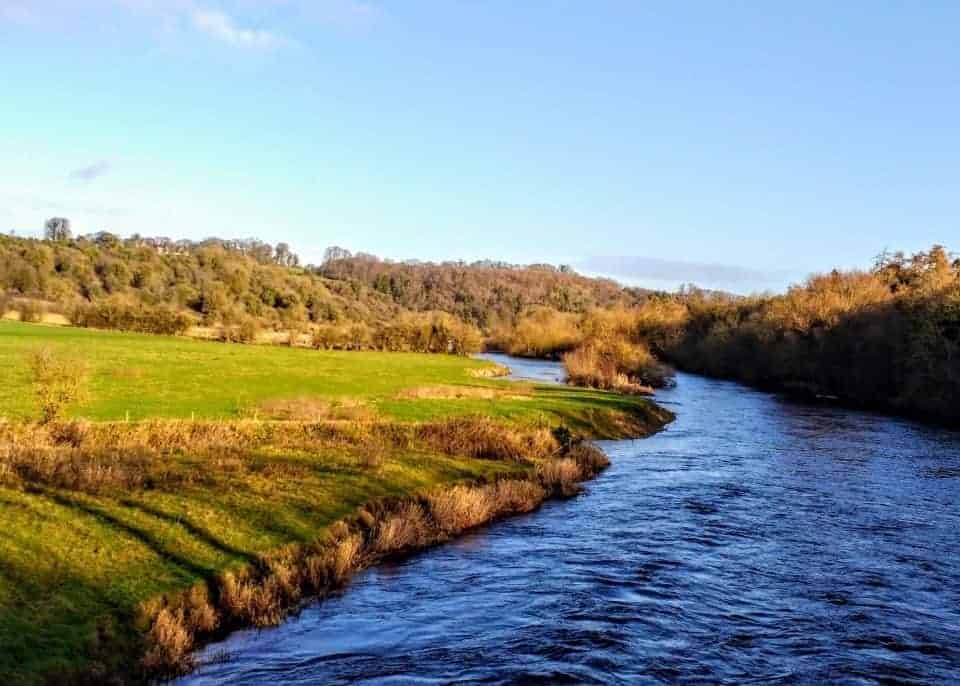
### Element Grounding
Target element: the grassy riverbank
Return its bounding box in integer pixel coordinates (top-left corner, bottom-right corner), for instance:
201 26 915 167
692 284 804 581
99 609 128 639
0 321 672 684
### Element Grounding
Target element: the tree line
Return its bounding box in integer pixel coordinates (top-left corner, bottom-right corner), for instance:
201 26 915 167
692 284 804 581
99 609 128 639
0 229 636 355
3 227 957 422
489 246 960 422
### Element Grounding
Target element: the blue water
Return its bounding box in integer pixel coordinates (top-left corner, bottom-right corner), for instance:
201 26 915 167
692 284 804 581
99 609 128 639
476 352 567 384
180 360 960 685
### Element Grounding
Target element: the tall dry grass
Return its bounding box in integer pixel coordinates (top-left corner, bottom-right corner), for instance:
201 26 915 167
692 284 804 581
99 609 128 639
0 415 572 494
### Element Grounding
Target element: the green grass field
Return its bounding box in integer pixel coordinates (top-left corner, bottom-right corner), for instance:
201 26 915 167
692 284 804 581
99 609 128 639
0 321 670 684
0 320 648 432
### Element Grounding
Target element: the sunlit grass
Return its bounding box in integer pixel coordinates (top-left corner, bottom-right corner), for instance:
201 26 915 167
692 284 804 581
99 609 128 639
0 320 670 684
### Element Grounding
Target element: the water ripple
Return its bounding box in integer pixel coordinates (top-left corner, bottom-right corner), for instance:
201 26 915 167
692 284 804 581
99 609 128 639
179 364 960 685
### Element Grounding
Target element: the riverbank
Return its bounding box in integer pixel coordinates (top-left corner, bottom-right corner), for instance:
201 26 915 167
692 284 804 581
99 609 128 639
0 322 673 684
181 368 960 685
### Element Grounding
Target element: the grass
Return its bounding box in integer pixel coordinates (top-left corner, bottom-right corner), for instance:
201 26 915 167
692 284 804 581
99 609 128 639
0 321 672 684
0 320 652 430
0 443 521 683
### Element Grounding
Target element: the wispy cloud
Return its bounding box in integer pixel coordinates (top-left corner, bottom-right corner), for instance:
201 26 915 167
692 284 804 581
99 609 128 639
68 160 112 183
191 9 289 48
578 255 794 293
0 1 32 22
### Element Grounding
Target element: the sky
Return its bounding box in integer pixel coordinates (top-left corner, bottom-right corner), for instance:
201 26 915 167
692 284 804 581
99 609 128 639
1 1 958 293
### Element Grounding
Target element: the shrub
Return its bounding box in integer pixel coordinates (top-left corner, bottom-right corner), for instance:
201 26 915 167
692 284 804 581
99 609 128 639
537 457 583 497
492 306 582 358
428 486 494 534
566 335 673 393
28 347 89 423
373 502 428 552
18 300 44 323
142 608 192 676
70 301 192 335
220 315 259 343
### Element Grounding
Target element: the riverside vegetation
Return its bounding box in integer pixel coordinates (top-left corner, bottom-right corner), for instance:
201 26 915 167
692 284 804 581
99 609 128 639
2 230 957 419
2 228 958 683
0 320 672 684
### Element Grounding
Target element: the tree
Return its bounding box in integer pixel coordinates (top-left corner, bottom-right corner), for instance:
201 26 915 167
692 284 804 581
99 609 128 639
323 246 352 264
44 217 72 242
274 242 299 268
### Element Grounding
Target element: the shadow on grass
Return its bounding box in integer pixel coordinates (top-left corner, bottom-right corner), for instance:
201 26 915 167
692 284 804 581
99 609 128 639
119 499 257 566
42 490 216 582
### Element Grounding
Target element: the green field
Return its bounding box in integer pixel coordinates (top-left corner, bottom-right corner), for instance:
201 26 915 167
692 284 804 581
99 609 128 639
0 321 670 684
0 320 649 431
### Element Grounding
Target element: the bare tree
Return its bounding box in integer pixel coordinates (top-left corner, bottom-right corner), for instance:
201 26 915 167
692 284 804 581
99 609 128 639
44 217 72 241
274 242 299 268
323 246 352 264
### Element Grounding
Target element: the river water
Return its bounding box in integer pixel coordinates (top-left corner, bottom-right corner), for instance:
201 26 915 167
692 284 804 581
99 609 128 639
180 356 960 685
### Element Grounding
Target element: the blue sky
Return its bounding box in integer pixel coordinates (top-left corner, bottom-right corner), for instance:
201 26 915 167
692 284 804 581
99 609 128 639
1 1 957 293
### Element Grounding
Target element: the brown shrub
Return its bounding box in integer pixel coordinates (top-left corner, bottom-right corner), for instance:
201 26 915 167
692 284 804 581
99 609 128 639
18 300 45 323
564 339 669 394
373 502 428 553
184 586 218 634
220 315 260 343
428 486 494 534
218 572 253 623
219 569 288 627
331 535 362 581
70 300 192 335
492 306 582 358
416 416 557 461
566 443 611 477
537 457 584 497
4 446 158 493
142 608 193 676
491 479 547 512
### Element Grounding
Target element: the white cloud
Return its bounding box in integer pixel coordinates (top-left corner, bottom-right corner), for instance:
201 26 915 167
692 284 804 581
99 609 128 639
191 9 289 48
68 160 112 183
577 255 797 294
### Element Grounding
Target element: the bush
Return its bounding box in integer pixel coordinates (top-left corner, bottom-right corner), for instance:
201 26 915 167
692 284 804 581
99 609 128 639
28 347 89 423
491 306 582 358
70 301 192 335
220 316 260 343
564 338 671 393
18 300 44 323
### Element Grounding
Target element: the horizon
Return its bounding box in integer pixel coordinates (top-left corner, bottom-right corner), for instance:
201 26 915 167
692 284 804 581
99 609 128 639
3 2 958 293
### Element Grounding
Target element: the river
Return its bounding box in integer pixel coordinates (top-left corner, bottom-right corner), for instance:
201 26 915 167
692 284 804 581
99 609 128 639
179 355 960 684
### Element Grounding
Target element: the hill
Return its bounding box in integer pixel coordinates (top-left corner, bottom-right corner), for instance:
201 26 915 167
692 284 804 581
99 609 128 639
0 233 644 351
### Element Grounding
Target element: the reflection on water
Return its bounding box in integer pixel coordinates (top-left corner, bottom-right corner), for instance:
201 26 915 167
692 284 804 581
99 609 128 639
476 351 567 384
180 360 960 685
